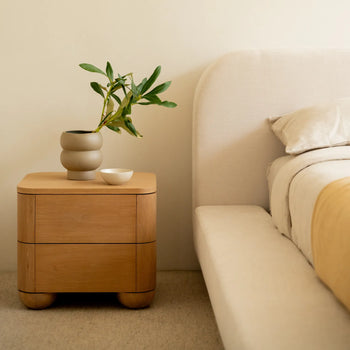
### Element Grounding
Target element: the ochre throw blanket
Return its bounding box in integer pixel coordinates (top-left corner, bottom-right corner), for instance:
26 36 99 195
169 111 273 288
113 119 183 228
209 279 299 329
312 176 350 311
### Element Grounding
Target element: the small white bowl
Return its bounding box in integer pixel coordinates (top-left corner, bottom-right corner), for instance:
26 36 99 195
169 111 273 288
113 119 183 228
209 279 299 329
100 168 133 185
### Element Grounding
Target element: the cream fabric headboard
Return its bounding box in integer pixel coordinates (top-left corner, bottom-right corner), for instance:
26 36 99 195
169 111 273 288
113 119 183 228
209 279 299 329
193 49 350 209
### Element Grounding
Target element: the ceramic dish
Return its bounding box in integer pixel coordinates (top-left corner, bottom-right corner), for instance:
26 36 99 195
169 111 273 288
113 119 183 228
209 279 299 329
100 168 133 185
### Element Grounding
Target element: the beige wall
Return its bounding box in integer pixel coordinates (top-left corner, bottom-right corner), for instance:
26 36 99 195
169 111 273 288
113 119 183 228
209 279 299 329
1 0 350 271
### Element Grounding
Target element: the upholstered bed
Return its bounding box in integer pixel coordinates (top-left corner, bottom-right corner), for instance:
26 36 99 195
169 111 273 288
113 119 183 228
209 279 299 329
192 50 350 350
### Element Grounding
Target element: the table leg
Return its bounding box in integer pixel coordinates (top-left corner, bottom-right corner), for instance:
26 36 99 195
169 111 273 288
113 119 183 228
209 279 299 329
19 291 56 309
117 290 155 309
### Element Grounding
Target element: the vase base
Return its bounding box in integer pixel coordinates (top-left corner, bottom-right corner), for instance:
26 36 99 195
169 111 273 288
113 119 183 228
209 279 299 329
67 170 96 181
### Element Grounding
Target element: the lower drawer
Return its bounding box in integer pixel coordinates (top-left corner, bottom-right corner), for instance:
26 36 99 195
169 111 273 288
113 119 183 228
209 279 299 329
18 243 136 292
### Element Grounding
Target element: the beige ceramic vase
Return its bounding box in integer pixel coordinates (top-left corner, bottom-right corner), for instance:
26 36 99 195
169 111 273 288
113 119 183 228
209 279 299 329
60 130 103 180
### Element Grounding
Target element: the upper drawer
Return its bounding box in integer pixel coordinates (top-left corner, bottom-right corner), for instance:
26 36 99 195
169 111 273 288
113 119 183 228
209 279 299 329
35 194 136 243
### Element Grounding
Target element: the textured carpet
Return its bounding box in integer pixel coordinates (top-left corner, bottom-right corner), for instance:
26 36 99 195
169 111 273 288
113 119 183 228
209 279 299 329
0 271 223 350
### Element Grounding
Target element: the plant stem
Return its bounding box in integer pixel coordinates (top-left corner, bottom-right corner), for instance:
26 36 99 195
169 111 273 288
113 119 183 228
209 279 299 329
94 90 134 133
100 87 112 123
94 109 121 133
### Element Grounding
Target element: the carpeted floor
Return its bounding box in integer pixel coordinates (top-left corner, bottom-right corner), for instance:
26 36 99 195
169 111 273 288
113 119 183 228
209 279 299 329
0 271 223 350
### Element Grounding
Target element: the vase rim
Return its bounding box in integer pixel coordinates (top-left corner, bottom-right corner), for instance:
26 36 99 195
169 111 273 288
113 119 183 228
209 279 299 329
64 130 94 134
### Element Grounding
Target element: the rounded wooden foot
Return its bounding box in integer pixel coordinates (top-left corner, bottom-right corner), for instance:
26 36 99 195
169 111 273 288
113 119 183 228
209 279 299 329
19 291 57 309
117 290 155 309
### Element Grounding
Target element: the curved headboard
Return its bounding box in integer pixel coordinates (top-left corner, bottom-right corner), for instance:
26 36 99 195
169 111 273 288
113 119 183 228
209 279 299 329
193 49 350 209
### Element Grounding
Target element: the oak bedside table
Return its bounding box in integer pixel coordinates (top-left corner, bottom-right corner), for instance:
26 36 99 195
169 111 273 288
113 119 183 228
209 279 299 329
17 172 156 309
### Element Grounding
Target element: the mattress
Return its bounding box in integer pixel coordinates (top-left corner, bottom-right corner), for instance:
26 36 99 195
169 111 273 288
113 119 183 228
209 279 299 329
194 205 350 350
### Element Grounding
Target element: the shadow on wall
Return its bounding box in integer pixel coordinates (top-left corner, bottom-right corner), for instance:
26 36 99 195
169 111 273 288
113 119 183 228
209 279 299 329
108 65 208 270
99 64 213 270
153 66 209 270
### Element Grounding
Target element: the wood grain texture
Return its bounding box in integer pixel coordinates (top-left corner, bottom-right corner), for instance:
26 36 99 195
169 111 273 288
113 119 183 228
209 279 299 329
17 172 157 301
19 291 56 309
17 172 156 195
136 242 156 292
36 195 136 243
35 244 136 292
17 194 35 243
137 193 157 243
117 290 155 308
17 243 35 292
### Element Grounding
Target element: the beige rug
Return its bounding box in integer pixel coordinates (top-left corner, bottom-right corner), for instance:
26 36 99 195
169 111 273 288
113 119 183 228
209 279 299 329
0 271 223 350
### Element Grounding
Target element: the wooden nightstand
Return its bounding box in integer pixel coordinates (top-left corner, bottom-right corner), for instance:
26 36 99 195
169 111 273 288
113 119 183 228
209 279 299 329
17 172 156 309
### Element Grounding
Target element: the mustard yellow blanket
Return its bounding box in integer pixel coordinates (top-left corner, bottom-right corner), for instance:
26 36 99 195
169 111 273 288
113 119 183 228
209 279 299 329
312 176 350 311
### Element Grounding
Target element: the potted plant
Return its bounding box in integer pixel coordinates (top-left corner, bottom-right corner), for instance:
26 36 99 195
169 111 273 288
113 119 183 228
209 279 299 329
60 61 177 180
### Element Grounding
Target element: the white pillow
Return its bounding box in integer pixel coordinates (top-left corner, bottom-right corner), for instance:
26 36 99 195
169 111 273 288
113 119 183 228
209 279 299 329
270 98 350 155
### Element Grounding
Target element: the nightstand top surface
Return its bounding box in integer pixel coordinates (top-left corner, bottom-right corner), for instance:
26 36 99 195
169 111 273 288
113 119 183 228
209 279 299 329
18 172 156 194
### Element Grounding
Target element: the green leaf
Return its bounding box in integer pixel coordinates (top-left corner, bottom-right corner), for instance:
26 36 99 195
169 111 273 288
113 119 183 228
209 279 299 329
138 102 153 105
137 78 147 91
159 101 177 108
144 81 171 97
106 98 114 115
122 99 132 116
117 73 125 82
107 124 122 133
90 82 104 98
125 118 142 138
139 95 177 108
106 61 114 81
144 95 162 104
116 74 128 96
131 78 140 97
108 118 141 138
111 93 121 105
79 63 106 76
111 83 122 93
141 66 161 94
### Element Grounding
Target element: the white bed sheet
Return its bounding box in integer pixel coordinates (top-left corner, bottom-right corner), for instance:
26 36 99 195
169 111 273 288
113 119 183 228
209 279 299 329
267 154 292 202
269 146 350 263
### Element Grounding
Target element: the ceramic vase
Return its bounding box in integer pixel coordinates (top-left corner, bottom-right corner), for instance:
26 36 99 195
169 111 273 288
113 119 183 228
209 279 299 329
60 130 103 180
